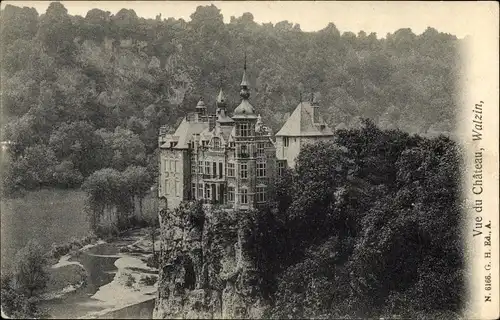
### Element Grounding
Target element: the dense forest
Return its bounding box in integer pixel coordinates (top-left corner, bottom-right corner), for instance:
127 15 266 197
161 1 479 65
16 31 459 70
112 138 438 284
0 2 461 196
248 120 465 318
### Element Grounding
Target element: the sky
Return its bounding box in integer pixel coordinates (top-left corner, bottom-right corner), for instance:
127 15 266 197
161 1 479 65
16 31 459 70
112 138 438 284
1 1 495 39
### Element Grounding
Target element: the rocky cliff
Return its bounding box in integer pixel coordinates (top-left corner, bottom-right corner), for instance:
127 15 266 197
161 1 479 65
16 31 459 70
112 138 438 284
153 201 267 319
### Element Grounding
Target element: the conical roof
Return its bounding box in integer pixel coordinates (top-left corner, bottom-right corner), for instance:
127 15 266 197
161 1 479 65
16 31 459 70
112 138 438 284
196 97 206 109
216 88 227 108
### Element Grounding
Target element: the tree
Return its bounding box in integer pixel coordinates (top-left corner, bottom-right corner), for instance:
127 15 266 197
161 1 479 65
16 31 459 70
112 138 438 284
189 5 224 33
15 145 57 190
52 160 84 188
96 127 147 171
12 240 49 297
49 121 107 176
82 168 131 233
123 165 153 219
1 273 44 319
0 4 39 46
37 2 75 60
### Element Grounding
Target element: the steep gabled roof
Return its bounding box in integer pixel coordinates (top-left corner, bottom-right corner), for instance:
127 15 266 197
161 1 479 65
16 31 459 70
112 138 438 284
276 101 334 137
160 117 208 149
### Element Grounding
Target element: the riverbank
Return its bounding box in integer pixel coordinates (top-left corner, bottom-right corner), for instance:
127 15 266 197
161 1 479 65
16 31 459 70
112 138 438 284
40 228 161 319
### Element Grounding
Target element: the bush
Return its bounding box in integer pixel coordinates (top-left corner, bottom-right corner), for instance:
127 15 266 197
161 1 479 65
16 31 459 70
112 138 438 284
139 275 157 286
146 254 159 269
95 223 120 239
48 242 71 260
1 273 46 319
125 274 136 287
13 240 49 297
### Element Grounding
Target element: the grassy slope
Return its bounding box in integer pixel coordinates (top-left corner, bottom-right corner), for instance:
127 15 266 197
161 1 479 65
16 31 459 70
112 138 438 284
1 189 88 271
0 188 158 272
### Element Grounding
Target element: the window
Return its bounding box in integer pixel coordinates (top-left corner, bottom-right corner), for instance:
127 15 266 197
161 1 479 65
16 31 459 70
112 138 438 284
240 144 248 157
212 162 217 178
212 138 221 150
174 160 178 173
198 161 203 174
257 142 265 155
205 184 211 199
163 160 167 172
257 185 266 203
283 137 289 147
198 183 204 199
239 123 249 137
175 180 179 197
257 162 266 177
228 162 235 177
240 163 248 179
205 161 210 175
278 160 286 176
228 186 235 202
191 183 196 200
240 188 248 204
165 179 169 195
219 162 223 178
191 160 196 174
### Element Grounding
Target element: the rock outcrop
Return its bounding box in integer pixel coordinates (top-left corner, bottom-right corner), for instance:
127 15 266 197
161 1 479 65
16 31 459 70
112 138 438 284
153 201 266 319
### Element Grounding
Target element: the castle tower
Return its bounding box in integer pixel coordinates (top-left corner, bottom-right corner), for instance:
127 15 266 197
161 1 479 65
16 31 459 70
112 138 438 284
215 87 234 126
232 56 258 210
275 92 333 169
195 97 207 122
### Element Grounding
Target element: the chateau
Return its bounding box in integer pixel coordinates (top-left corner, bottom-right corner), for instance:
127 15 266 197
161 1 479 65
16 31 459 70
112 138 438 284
158 62 333 210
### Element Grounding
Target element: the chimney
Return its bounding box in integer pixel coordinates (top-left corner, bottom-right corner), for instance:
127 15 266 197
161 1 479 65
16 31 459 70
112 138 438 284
208 115 216 131
311 93 320 124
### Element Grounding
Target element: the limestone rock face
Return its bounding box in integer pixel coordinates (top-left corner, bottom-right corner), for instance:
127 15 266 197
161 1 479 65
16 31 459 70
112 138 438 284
153 202 267 319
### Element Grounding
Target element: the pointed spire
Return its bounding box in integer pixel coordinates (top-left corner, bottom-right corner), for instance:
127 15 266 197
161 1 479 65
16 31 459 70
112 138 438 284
239 52 250 100
240 52 249 87
217 88 226 104
196 96 205 107
216 88 227 110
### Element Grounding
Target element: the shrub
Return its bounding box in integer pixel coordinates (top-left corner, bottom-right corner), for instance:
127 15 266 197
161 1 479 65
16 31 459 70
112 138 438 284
13 241 49 297
48 242 71 260
125 274 136 287
139 275 157 286
146 254 159 269
1 273 46 319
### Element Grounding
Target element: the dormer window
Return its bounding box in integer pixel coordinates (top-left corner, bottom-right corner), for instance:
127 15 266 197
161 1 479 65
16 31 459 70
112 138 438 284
212 138 221 150
238 123 249 137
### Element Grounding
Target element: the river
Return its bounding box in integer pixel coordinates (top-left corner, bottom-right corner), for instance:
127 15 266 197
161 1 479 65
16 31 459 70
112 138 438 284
38 229 158 319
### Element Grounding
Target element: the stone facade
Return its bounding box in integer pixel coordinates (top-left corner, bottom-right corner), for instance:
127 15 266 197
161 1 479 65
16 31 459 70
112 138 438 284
275 97 334 168
158 66 333 210
158 66 275 211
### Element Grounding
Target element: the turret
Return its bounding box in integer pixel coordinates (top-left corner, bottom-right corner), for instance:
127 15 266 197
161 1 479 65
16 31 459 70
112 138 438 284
232 55 258 210
216 88 234 125
195 97 207 122
232 54 257 121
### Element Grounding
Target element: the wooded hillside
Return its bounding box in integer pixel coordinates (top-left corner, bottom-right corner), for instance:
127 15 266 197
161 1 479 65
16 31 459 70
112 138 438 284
1 3 461 194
